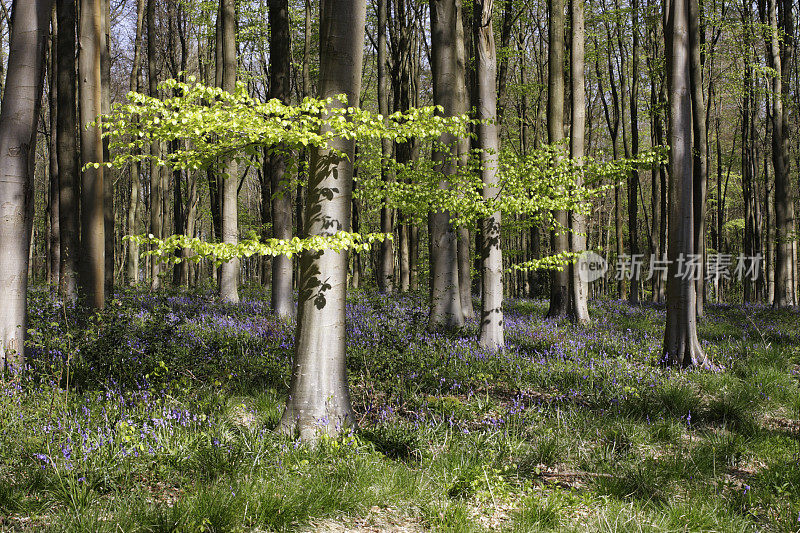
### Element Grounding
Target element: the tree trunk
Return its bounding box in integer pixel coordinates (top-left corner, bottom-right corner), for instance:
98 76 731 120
428 0 464 330
269 0 293 317
569 0 590 324
475 0 504 350
218 0 239 303
688 0 707 316
126 0 145 284
147 0 162 289
278 0 366 440
48 15 60 291
768 0 794 308
79 0 105 310
377 0 394 294
57 0 78 302
0 0 51 368
627 0 640 305
455 0 474 321
546 0 568 318
663 0 708 368
101 0 113 298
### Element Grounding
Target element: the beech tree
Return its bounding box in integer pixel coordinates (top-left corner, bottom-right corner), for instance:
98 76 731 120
428 0 465 330
0 0 51 367
269 0 293 317
663 0 709 367
218 0 239 304
569 0 590 324
56 0 78 302
546 0 568 318
474 0 503 350
78 0 105 310
278 0 368 439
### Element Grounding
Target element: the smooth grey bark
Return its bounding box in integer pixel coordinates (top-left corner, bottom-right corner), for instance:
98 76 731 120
454 0 474 321
278 0 366 440
269 0 293 317
376 0 394 294
474 0 504 350
688 0 707 316
218 0 239 303
428 0 464 330
47 18 60 290
627 0 641 305
569 0 590 324
0 0 51 368
147 0 162 289
101 0 113 298
79 0 105 310
57 0 78 302
767 0 794 307
546 0 568 318
126 0 144 284
663 0 708 368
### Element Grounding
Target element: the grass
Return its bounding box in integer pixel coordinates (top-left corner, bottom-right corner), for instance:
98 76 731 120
0 287 798 531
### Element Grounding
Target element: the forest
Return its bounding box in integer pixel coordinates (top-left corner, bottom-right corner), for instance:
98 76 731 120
0 0 799 530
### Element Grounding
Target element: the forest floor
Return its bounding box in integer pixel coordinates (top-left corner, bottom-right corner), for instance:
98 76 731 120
0 287 799 531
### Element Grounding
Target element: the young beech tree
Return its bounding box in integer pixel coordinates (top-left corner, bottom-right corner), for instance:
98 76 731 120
0 0 51 368
104 85 467 443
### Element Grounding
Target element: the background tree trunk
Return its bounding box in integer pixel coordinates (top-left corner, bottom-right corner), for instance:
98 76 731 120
218 0 239 303
126 0 145 285
147 0 162 289
269 0 293 317
546 0 568 318
569 0 589 324
475 0 504 350
377 0 394 294
57 0 78 302
428 0 464 330
78 0 105 310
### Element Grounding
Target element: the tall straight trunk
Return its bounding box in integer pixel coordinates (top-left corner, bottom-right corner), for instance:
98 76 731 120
57 0 78 301
569 0 589 323
767 0 794 307
269 0 293 317
546 0 568 318
627 0 640 305
0 0 51 368
48 17 60 290
475 0 503 349
126 0 145 284
377 0 394 294
147 0 162 289
218 0 239 303
688 0 707 316
79 0 105 310
663 0 707 367
101 0 113 297
455 0 474 321
278 0 366 439
428 0 464 330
